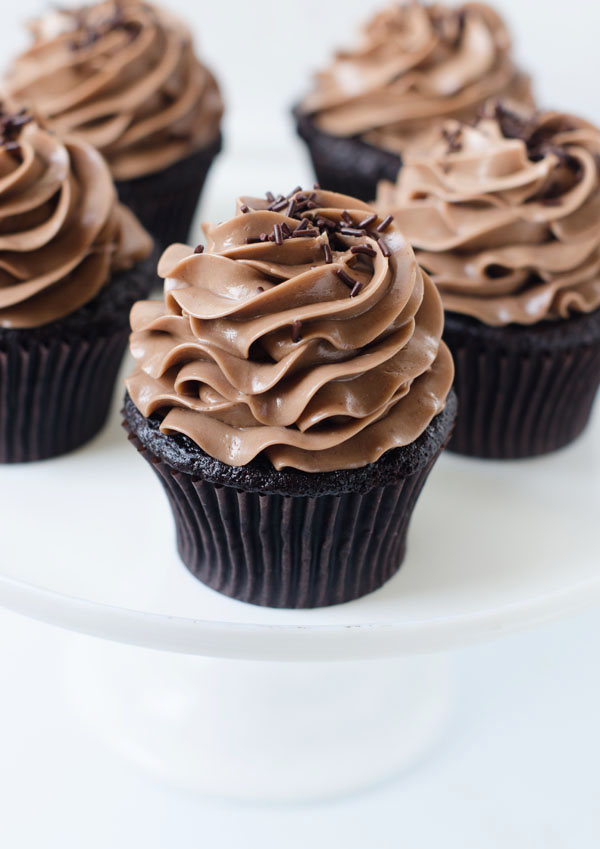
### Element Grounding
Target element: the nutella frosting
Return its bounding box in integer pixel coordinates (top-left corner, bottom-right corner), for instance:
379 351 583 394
126 189 453 472
2 0 223 180
0 108 151 329
377 106 600 325
299 2 533 156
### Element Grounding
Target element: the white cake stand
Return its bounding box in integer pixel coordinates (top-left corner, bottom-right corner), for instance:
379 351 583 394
1 375 598 800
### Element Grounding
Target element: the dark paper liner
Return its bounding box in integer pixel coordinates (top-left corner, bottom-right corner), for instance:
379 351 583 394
444 308 600 459
0 257 156 463
294 108 401 202
123 391 457 608
115 135 222 249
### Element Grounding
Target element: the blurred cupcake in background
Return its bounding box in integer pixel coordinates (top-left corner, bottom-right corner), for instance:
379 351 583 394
295 2 533 201
123 188 456 608
377 104 600 459
0 107 153 463
2 0 224 248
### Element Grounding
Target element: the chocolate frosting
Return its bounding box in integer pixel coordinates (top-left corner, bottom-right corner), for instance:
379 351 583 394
0 110 152 329
2 0 223 180
377 108 600 325
126 189 453 472
299 2 533 155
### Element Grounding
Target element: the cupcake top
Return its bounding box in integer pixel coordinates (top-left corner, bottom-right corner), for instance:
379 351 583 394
126 188 453 473
299 2 533 155
1 0 223 181
0 107 152 329
377 105 600 326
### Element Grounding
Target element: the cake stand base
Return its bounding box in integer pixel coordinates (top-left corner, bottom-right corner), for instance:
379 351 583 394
66 636 455 802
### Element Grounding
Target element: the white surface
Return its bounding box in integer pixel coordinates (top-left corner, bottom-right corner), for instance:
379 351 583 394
67 642 454 800
1 607 599 847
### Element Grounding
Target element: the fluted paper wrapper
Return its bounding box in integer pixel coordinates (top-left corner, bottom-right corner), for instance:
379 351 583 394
294 109 401 203
0 329 128 463
116 136 222 249
444 309 600 459
0 258 156 463
124 424 447 609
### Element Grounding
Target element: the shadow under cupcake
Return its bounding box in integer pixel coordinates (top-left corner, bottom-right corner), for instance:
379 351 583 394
377 104 600 459
0 108 153 463
294 1 533 202
1 0 224 249
123 188 456 608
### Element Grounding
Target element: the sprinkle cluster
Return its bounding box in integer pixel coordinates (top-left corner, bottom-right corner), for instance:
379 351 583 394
441 103 587 207
195 186 395 345
0 106 33 159
65 1 142 51
196 186 395 306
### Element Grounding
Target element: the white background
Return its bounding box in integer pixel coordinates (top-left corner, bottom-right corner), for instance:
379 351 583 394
1 1 600 847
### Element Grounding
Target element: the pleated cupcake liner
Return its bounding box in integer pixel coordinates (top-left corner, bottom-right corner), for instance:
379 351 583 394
123 392 457 608
115 135 222 249
444 309 600 459
294 108 402 203
0 328 128 463
0 256 157 463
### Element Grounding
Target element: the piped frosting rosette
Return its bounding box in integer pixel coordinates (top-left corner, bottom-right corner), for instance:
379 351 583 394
299 2 533 155
0 109 151 329
2 0 223 180
126 189 453 472
377 106 600 325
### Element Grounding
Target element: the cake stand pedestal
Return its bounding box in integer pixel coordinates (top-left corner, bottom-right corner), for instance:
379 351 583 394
0 394 598 799
65 640 454 800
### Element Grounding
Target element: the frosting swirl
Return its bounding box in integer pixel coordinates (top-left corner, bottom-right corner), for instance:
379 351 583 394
377 107 600 325
1 0 223 180
299 2 533 156
126 189 453 472
0 108 152 329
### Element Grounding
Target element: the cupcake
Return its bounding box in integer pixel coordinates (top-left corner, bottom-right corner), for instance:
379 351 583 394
123 188 456 608
377 104 600 458
2 0 223 248
295 2 533 202
0 107 153 463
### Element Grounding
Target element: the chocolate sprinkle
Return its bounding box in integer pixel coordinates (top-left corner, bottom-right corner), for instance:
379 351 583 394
336 268 357 288
350 245 377 257
350 281 363 298
240 204 250 214
291 320 302 343
339 227 366 237
273 223 283 245
377 238 391 258
442 127 463 154
376 215 394 233
322 243 333 264
291 228 319 238
357 213 378 229
194 244 204 254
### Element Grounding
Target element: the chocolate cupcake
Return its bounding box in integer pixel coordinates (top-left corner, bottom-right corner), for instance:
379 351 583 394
0 108 153 463
295 2 533 201
2 0 223 248
123 188 455 608
377 105 600 458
